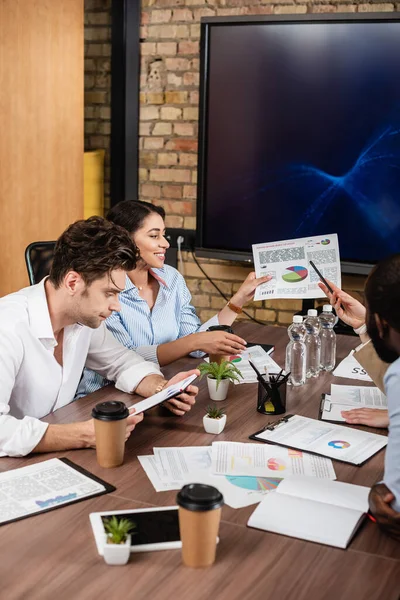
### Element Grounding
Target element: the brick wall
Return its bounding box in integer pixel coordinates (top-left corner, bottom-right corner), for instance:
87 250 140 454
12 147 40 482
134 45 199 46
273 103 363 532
85 0 378 325
84 0 112 208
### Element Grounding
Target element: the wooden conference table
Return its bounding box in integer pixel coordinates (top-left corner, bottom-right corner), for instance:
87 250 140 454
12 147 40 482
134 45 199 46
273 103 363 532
0 323 399 600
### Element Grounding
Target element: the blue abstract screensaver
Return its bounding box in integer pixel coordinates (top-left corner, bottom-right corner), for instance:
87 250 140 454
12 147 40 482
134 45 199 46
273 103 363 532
203 22 400 263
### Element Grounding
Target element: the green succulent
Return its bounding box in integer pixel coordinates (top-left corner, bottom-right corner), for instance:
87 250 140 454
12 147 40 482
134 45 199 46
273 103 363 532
103 516 136 545
205 404 226 419
199 360 243 390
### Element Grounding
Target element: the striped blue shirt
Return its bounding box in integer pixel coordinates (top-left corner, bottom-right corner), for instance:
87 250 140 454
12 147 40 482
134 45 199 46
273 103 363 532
76 265 219 397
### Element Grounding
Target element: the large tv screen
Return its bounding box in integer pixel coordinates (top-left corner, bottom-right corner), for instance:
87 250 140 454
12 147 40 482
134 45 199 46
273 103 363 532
196 15 400 274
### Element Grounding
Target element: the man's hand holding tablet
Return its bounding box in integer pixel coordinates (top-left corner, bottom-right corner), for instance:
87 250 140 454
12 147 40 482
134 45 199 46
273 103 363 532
129 370 200 417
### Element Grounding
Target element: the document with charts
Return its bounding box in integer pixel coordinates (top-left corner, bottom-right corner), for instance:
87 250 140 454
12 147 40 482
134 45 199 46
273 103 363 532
321 384 387 422
211 441 336 479
0 458 112 525
250 414 387 465
252 233 341 300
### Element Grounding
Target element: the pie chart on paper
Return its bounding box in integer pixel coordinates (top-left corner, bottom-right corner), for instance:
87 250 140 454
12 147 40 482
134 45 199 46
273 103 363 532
282 266 308 283
267 458 286 471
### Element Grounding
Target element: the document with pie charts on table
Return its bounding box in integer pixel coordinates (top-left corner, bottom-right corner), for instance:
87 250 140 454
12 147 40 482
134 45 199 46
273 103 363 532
211 441 336 479
252 233 341 300
250 415 387 465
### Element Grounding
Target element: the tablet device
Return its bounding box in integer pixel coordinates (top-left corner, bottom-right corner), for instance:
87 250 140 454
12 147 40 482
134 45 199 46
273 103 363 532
90 506 181 554
128 373 198 414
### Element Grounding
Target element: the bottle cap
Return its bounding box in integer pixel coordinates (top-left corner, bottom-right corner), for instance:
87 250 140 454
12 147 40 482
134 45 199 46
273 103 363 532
307 309 318 316
177 483 224 512
293 315 303 323
91 401 129 422
322 305 333 312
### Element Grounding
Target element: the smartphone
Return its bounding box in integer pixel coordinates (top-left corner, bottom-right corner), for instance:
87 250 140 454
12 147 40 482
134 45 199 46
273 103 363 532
90 506 181 554
128 373 198 414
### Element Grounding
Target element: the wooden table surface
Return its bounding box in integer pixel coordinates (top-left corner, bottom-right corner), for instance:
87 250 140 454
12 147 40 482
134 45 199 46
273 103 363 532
1 323 399 600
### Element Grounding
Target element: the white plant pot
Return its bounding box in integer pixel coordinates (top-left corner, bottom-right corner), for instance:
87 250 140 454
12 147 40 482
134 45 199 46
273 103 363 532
203 413 227 434
103 534 131 566
207 376 230 401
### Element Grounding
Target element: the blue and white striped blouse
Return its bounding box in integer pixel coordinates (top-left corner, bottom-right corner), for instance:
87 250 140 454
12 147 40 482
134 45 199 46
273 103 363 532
76 265 219 397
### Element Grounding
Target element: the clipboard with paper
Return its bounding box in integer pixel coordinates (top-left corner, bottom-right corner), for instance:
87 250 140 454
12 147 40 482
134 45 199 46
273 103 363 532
249 414 387 466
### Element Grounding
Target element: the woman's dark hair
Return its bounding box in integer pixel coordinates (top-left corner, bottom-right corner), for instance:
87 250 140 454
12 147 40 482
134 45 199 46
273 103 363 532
49 216 139 288
365 253 400 331
106 200 165 235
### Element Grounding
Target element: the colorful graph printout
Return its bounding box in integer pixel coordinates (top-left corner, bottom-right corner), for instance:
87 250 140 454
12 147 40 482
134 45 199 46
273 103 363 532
328 440 351 449
282 266 309 283
267 458 286 471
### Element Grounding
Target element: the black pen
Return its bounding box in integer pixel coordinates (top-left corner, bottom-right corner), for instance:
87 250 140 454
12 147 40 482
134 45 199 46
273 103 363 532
309 260 344 313
309 260 334 294
248 360 273 393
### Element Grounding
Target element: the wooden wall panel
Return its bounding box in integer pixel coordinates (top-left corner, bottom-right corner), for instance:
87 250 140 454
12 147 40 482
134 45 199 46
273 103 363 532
0 0 83 295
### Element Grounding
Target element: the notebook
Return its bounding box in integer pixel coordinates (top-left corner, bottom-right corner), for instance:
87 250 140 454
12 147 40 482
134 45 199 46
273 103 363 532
249 414 387 465
247 476 370 549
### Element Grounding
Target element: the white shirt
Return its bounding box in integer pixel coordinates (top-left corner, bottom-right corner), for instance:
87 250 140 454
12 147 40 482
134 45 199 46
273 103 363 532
0 279 162 457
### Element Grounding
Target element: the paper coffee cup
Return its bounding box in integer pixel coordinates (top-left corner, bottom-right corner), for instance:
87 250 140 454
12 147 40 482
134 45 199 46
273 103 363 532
177 483 224 568
92 401 129 468
207 325 234 365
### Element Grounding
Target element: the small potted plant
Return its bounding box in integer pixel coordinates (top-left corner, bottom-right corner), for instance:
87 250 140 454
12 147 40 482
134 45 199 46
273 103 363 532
199 360 243 401
203 404 227 434
103 516 136 566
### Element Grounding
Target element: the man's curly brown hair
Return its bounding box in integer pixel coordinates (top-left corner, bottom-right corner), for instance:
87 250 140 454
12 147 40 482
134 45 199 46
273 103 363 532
48 216 139 288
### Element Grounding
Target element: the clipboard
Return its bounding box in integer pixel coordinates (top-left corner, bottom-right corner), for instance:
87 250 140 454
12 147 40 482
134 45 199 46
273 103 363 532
0 457 116 527
248 414 387 466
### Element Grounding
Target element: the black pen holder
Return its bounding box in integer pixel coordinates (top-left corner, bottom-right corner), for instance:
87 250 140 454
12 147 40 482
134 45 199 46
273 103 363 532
257 376 287 415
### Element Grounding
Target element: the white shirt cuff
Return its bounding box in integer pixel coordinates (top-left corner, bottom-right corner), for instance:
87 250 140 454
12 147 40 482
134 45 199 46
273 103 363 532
1 416 49 457
115 362 162 394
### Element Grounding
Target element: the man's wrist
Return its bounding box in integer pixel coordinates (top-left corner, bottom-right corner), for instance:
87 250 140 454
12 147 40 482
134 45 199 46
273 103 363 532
154 377 168 394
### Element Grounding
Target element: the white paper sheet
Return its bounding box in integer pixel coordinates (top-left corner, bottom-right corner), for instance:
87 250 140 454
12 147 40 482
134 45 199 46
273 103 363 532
332 352 373 382
137 455 181 492
138 447 284 508
0 458 106 524
211 442 336 479
153 446 212 483
254 415 387 465
252 233 341 301
205 345 283 384
330 384 387 407
183 470 284 509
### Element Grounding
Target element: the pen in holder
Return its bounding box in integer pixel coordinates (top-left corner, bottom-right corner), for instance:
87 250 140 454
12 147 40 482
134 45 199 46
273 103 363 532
256 372 288 416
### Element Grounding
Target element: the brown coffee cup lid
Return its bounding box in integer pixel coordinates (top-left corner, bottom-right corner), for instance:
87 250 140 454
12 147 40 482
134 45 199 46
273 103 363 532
91 401 129 421
177 483 224 512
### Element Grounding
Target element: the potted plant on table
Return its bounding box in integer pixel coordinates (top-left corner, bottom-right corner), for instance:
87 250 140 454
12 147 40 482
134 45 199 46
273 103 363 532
103 516 136 566
199 360 243 401
203 404 227 434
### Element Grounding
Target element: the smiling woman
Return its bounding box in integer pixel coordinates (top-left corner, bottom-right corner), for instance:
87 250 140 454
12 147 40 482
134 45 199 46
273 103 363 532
76 200 270 398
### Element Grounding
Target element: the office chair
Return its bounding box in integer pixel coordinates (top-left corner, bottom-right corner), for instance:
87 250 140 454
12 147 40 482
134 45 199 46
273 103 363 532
25 241 56 285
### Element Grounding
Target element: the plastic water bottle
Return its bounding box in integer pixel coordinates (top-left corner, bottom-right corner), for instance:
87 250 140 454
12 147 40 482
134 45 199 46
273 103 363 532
304 309 321 378
285 315 306 386
319 305 336 372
